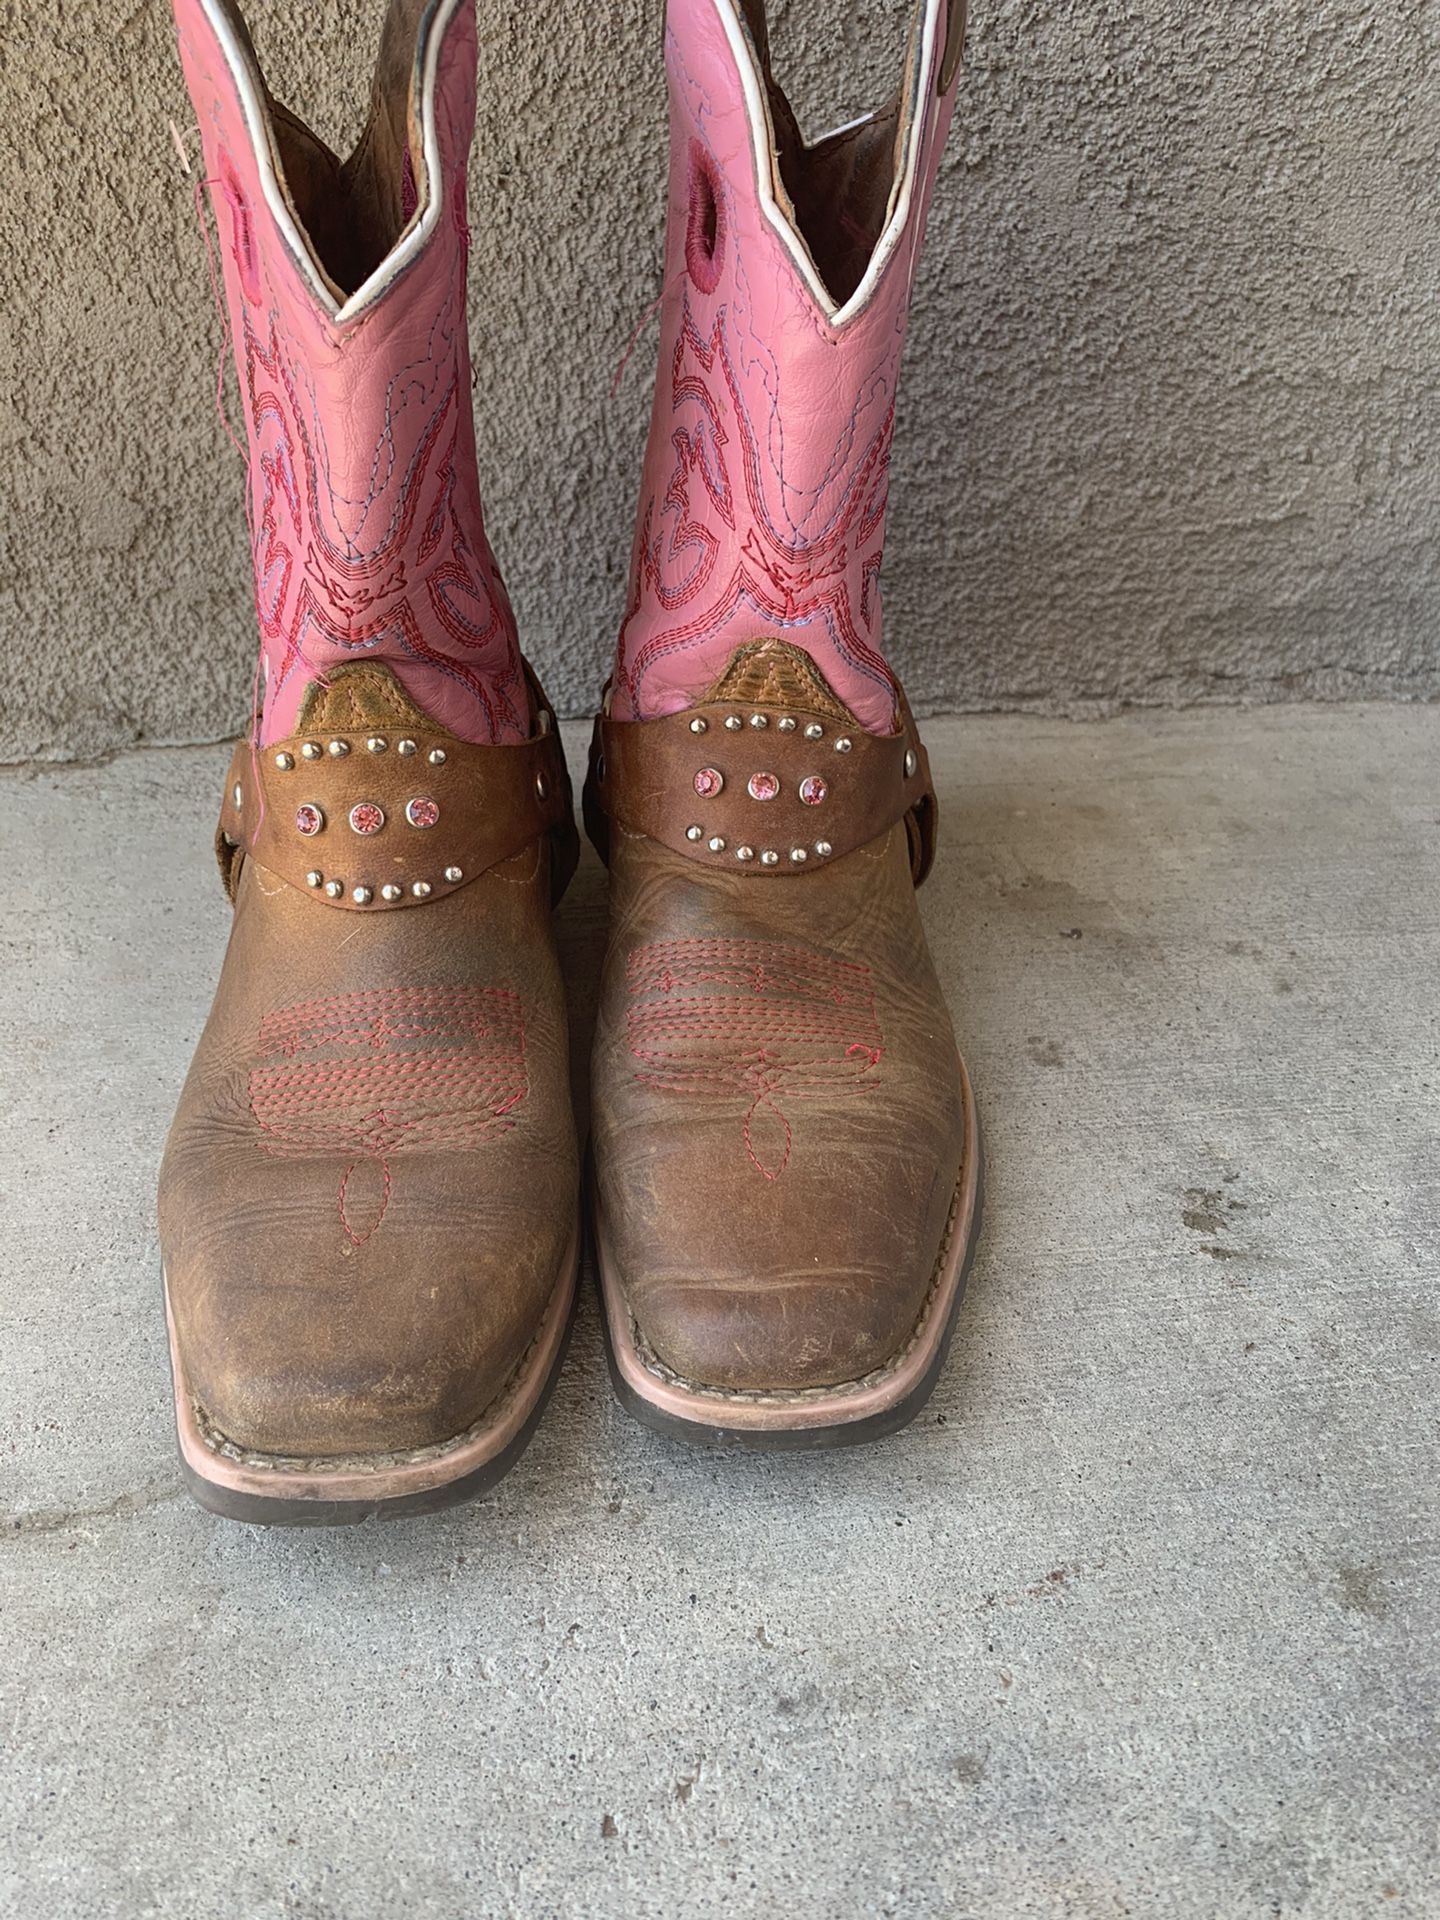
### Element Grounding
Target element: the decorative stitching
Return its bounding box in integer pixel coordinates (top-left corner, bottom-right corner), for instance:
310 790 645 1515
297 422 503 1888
624 939 881 1180
618 300 899 719
249 986 527 1244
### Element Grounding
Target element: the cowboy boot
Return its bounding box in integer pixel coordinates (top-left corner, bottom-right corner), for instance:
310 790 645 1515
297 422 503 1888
159 0 580 1522
586 0 980 1445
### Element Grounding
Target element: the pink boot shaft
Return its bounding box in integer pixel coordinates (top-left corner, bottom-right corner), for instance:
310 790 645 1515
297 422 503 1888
613 0 962 735
173 0 528 745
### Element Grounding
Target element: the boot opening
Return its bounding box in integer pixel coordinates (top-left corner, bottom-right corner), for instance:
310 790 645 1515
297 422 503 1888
215 0 444 299
733 0 928 309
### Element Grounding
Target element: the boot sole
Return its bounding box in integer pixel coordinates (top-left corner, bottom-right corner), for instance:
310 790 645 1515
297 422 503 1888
163 1224 580 1526
592 1054 982 1450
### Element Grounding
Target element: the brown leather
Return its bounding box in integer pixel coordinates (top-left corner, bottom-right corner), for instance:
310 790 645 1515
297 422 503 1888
585 685 933 878
218 677 571 913
159 662 580 1458
585 639 966 1393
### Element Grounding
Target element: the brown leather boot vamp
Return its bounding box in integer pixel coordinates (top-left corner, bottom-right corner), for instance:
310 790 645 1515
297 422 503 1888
585 642 981 1446
159 664 581 1520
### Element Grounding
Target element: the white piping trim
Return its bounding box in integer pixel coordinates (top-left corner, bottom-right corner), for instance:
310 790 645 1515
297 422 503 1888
199 0 464 326
710 0 946 330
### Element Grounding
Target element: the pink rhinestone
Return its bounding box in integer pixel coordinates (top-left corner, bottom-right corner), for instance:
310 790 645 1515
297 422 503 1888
294 804 324 836
348 801 386 836
693 766 724 798
799 775 828 806
405 796 440 829
747 771 780 802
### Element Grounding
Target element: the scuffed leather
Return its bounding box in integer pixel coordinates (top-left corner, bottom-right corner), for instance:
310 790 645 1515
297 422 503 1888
162 2 578 1461
161 670 579 1457
613 0 961 734
587 650 965 1393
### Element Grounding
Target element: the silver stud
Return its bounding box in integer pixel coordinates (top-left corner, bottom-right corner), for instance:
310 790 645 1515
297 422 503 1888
835 736 853 753
735 845 755 862
328 739 350 758
790 847 808 863
535 772 549 800
689 717 708 734
274 751 294 771
777 716 798 733
352 886 373 905
708 836 726 853
444 866 464 883
750 713 769 729
305 870 323 888
804 722 824 740
301 741 323 761
815 840 833 858
904 748 918 777
232 782 243 809
686 825 703 841
724 715 743 732
366 736 387 754
538 709 552 735
761 849 779 866
324 879 344 899
397 738 417 757
381 883 403 902
428 748 447 766
412 880 432 899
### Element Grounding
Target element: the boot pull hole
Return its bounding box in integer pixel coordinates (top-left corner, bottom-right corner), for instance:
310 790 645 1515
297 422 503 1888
685 141 725 293
219 160 261 305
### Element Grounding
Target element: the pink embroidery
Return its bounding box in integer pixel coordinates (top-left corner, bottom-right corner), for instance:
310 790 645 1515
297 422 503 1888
176 6 528 751
617 305 898 719
241 308 526 743
625 939 882 1181
610 0 959 733
249 986 527 1244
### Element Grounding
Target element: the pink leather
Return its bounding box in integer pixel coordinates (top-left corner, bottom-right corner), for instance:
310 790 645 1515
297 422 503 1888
173 0 528 745
612 0 959 737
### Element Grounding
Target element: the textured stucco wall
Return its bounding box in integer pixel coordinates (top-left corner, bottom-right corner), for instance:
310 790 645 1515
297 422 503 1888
2 1 1437 761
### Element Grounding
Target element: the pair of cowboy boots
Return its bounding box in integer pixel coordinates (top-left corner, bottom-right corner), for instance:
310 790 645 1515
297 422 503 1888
159 0 981 1523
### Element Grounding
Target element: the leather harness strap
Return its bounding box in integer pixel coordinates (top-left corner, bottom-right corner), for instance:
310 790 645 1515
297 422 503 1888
216 712 572 912
587 692 938 884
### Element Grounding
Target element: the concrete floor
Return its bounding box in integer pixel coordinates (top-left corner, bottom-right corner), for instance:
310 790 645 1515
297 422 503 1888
1 705 1436 1918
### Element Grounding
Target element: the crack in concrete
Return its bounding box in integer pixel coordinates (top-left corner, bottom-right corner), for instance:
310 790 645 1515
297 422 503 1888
4 1483 184 1538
